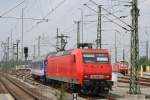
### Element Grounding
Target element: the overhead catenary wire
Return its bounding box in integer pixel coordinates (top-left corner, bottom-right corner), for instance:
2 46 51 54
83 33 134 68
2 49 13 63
103 15 131 31
84 4 131 31
36 0 67 24
0 16 49 21
89 0 132 29
102 7 132 28
26 0 67 33
0 0 26 17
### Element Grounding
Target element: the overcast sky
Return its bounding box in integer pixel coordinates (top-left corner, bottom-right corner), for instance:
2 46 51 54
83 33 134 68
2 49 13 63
0 0 150 62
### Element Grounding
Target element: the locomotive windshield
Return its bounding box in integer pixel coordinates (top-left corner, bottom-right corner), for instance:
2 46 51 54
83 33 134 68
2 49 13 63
96 53 109 63
119 61 129 67
83 53 109 63
83 54 95 63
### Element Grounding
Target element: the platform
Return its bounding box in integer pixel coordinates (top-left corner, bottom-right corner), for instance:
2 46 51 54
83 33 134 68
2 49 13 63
0 94 14 100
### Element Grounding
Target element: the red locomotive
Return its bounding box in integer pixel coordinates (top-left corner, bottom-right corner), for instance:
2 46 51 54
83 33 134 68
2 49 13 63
113 61 128 75
32 48 113 94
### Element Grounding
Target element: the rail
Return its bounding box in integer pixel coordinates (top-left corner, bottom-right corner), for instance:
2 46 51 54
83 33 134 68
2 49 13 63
0 73 49 100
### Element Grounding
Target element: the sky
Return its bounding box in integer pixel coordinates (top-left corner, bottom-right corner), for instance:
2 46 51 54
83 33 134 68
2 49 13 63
0 0 150 62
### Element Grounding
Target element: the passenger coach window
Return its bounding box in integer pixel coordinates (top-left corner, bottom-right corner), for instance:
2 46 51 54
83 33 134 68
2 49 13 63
96 54 109 63
83 54 95 63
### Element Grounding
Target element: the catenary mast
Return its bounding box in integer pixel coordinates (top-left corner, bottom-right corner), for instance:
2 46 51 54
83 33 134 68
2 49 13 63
129 0 141 94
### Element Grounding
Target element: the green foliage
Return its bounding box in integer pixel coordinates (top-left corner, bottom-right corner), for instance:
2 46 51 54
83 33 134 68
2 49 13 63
142 60 150 66
139 56 150 66
139 56 147 65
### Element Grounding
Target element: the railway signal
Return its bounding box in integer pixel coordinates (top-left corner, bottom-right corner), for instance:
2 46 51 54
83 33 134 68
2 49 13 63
24 47 28 59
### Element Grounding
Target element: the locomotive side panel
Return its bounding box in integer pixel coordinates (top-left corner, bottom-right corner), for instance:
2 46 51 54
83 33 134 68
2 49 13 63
47 53 80 84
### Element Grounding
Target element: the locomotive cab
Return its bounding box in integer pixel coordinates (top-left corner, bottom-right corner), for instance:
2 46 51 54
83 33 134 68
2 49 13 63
82 53 112 79
72 49 113 94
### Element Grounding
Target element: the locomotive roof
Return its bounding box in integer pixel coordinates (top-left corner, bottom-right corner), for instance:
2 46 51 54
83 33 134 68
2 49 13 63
47 49 73 56
47 48 110 56
32 48 110 60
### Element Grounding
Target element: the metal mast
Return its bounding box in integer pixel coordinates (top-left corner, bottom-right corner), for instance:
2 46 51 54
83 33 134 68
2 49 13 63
115 32 117 63
22 8 24 59
81 9 84 44
16 40 20 67
33 44 36 59
123 48 125 61
96 5 102 49
56 28 59 52
7 37 10 62
146 40 149 60
38 36 41 57
75 21 80 48
129 0 141 94
10 31 13 60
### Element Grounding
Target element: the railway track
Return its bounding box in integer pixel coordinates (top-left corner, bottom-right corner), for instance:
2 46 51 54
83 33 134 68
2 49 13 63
0 73 50 100
118 76 150 86
79 93 115 100
8 70 117 100
9 69 150 100
0 79 8 94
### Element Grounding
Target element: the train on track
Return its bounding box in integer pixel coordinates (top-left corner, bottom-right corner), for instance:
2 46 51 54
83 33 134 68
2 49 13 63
113 61 129 75
31 48 113 94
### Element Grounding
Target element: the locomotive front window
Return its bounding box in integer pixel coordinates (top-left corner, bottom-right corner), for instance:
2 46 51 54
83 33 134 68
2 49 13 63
96 53 109 63
83 53 109 63
83 53 95 63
